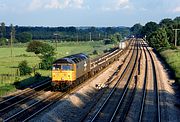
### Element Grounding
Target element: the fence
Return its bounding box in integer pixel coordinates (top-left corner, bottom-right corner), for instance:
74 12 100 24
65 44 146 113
0 68 20 97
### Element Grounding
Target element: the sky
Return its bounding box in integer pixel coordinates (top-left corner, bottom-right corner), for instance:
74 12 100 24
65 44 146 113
0 0 180 27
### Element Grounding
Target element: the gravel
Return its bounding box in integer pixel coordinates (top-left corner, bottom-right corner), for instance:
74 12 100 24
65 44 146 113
30 52 128 122
152 51 180 122
30 45 180 122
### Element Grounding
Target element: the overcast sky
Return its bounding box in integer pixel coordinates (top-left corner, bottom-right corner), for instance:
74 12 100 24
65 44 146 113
0 0 180 27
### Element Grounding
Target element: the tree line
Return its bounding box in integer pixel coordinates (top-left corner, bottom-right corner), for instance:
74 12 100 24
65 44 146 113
0 23 130 45
130 16 180 50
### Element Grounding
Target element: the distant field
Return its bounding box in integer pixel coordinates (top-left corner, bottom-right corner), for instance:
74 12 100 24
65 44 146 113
0 41 114 74
0 40 115 96
160 49 180 83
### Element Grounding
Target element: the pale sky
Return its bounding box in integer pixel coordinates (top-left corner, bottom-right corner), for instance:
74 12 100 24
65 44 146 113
0 0 180 27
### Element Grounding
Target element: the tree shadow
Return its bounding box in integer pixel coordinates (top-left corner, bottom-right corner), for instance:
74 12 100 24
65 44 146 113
13 76 50 90
27 86 180 122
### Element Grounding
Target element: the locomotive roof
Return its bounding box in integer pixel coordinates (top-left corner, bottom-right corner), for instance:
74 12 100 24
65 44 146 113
53 53 89 64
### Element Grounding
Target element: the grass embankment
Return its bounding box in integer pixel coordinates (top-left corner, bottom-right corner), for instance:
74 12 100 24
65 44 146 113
0 41 115 96
160 48 180 83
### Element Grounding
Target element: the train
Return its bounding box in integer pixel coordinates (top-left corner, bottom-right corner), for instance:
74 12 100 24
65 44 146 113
119 41 126 49
51 40 130 90
52 53 91 90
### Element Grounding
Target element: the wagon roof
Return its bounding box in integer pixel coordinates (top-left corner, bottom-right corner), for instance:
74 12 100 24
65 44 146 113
53 53 89 64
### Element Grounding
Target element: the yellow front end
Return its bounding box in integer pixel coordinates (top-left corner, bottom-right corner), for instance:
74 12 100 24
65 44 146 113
52 70 76 82
52 64 76 86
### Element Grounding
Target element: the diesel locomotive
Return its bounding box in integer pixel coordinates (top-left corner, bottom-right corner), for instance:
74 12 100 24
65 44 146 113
52 53 91 90
51 39 130 90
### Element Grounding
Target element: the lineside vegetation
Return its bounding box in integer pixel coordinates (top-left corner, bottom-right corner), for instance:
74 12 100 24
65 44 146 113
0 40 115 96
131 16 180 83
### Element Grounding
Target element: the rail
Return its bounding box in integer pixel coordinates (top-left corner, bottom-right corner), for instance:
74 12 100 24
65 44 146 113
90 39 138 122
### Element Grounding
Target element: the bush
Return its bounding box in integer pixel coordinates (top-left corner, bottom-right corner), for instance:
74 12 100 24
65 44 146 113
18 60 32 76
26 41 56 70
0 38 6 46
104 39 113 45
34 72 42 80
93 50 98 55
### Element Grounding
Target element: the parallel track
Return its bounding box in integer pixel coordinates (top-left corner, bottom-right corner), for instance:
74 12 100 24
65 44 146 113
89 40 139 122
109 40 141 122
0 86 51 119
138 40 148 122
138 40 161 122
0 39 133 122
0 79 51 111
85 39 161 122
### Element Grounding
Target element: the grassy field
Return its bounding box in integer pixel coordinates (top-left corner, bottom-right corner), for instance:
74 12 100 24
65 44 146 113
0 40 115 96
160 49 180 83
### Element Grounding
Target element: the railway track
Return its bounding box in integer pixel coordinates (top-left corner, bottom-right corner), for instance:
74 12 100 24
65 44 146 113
83 39 161 122
79 39 134 121
137 40 149 122
0 86 51 119
0 78 51 111
109 41 142 122
81 39 140 122
139 40 160 122
0 39 132 121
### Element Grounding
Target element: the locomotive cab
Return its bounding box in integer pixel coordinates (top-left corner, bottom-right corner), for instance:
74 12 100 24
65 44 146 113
52 64 76 82
51 53 90 90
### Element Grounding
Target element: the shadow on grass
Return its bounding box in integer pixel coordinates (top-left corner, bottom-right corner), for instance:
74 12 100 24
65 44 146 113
13 75 50 90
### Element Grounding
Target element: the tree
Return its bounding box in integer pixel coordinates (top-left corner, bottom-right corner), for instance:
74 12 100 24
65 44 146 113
148 28 170 50
0 22 6 38
174 16 180 24
27 41 56 70
159 18 174 27
38 43 56 70
158 19 174 45
106 27 114 38
110 32 122 44
173 17 180 45
18 60 32 76
141 21 159 37
26 41 44 54
130 23 143 37
16 32 32 43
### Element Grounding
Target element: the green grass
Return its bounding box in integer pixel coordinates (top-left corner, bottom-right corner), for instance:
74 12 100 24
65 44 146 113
0 40 115 96
0 84 16 96
160 49 180 83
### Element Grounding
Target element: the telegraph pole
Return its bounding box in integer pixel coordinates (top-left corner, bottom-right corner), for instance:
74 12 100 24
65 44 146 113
10 31 13 82
10 32 13 59
89 32 91 41
173 29 180 47
53 33 58 58
53 33 58 51
77 33 79 42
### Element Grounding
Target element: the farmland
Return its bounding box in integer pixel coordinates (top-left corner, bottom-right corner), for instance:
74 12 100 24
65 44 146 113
0 40 115 96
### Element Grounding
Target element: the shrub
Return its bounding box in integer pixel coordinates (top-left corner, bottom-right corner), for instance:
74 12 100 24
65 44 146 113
93 50 98 55
104 39 114 45
0 38 6 46
27 41 56 70
34 72 42 80
18 60 32 76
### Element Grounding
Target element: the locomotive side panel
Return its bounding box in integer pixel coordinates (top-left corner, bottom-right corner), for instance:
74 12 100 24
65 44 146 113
76 58 91 79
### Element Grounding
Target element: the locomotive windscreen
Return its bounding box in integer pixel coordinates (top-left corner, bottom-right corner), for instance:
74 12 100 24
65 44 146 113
53 53 89 64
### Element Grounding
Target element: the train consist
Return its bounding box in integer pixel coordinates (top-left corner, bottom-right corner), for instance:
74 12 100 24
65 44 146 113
52 39 130 90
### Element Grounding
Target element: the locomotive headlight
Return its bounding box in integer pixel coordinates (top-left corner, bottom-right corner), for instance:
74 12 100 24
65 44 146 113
52 73 56 77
